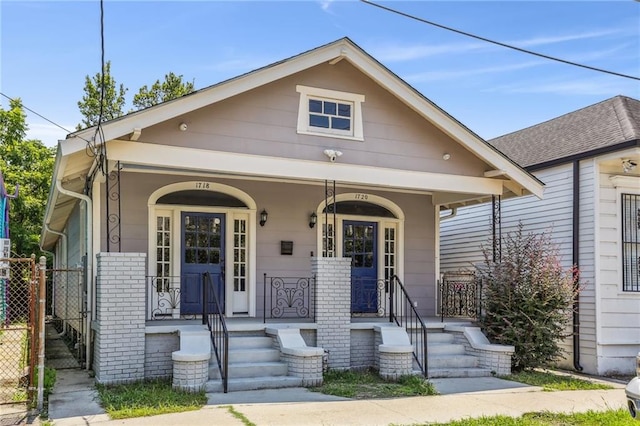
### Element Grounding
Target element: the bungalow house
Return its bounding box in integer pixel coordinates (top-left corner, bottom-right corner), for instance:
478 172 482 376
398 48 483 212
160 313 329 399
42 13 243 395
41 38 542 390
440 95 640 376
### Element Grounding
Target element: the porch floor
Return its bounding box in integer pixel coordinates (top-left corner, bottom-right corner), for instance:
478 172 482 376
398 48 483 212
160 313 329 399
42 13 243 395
145 316 476 332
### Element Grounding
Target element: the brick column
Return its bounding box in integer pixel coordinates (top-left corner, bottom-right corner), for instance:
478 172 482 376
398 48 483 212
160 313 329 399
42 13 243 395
94 253 146 384
312 257 351 370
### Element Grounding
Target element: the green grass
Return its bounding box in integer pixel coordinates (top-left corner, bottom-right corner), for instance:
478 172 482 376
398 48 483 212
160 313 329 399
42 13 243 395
96 379 207 419
418 408 635 425
223 405 257 426
500 370 614 391
312 368 437 399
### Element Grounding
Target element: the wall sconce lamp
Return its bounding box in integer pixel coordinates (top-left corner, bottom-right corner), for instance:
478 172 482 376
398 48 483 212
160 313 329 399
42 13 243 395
259 209 268 227
622 158 637 173
442 153 451 161
309 212 317 229
179 122 188 132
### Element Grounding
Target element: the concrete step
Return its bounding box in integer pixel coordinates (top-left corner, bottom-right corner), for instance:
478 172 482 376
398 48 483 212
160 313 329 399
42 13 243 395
227 336 273 350
205 375 303 392
209 361 289 379
427 354 478 369
425 333 455 344
427 367 493 378
425 343 466 356
226 348 281 363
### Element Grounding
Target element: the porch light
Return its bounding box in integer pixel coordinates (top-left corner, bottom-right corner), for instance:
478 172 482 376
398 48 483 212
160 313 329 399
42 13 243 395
260 209 268 226
309 212 317 228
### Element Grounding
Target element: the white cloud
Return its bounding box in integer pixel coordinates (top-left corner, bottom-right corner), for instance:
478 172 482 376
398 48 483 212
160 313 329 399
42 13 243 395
371 42 486 62
489 77 639 97
405 60 544 83
508 29 624 48
26 123 72 147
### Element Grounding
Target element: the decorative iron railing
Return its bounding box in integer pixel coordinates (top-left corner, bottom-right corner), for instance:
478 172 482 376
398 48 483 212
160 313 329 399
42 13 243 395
388 275 428 378
147 276 182 320
351 277 387 316
439 272 482 321
263 274 315 322
202 272 229 393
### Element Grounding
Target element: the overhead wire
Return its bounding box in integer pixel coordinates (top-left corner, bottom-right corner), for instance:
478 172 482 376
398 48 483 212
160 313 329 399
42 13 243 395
360 0 640 81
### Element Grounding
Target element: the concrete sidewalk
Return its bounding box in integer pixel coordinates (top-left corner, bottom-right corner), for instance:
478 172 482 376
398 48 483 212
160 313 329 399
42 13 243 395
47 369 628 426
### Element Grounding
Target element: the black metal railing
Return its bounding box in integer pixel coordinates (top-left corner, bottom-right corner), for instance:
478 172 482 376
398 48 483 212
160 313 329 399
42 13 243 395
351 277 387 316
439 272 482 322
147 275 182 320
202 272 229 393
388 275 428 377
263 274 315 322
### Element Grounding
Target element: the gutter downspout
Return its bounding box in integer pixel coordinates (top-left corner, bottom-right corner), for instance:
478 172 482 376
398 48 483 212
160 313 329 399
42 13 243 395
55 179 92 370
572 161 583 371
41 225 66 326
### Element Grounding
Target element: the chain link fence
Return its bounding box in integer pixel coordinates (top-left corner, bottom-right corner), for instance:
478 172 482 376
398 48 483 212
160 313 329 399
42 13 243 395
46 269 85 369
0 256 37 406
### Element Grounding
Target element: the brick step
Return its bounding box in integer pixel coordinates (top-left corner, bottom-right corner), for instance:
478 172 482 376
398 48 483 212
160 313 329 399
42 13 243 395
426 354 478 369
227 336 273 350
224 348 281 363
423 343 466 356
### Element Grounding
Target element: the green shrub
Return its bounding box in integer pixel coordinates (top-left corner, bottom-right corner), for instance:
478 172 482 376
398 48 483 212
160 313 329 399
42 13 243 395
478 224 578 372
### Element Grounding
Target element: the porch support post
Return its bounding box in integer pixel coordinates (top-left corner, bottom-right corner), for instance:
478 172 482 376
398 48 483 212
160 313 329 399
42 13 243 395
94 252 146 384
312 257 351 370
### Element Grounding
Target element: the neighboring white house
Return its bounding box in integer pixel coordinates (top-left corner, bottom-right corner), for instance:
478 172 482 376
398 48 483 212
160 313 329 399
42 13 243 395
440 95 640 376
40 38 541 387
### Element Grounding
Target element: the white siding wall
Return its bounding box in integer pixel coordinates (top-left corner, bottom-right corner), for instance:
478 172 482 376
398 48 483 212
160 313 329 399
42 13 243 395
441 164 574 272
577 159 597 374
596 164 640 375
440 163 578 370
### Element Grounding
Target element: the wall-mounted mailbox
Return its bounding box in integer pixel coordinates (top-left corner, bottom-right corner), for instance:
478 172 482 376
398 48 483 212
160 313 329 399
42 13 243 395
280 241 293 255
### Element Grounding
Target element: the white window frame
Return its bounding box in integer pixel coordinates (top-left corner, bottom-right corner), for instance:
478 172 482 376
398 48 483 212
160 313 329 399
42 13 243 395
610 175 640 294
296 85 365 141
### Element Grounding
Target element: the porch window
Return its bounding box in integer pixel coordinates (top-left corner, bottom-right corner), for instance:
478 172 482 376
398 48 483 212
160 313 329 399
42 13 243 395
384 226 396 280
156 216 171 291
296 85 364 141
622 193 640 292
233 219 247 291
322 223 335 257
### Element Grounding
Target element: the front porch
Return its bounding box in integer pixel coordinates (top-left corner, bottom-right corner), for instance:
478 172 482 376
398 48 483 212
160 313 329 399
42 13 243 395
92 252 512 391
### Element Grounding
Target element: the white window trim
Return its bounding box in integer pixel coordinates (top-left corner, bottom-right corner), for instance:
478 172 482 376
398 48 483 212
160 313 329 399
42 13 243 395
611 175 640 294
296 85 365 141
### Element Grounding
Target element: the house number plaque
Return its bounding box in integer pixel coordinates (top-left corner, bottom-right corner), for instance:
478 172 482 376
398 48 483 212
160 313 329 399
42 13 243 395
195 182 210 189
354 193 369 200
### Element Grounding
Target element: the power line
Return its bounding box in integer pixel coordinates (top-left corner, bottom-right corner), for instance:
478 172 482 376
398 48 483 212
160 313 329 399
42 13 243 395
0 92 73 136
360 0 640 81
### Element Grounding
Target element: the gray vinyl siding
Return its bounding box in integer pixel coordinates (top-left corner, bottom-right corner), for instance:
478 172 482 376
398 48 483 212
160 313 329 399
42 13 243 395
140 60 490 178
112 172 436 317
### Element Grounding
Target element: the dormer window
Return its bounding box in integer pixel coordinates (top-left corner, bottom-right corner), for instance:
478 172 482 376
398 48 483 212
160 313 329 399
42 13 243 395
296 85 364 141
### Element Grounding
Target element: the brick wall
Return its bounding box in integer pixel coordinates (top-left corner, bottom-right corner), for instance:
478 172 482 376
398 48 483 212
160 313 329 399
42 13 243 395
350 329 375 369
145 333 179 379
94 253 146 384
312 257 351 369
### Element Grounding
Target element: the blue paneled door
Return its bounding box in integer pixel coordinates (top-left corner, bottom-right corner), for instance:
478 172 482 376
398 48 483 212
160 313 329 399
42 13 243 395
343 221 378 313
180 212 225 315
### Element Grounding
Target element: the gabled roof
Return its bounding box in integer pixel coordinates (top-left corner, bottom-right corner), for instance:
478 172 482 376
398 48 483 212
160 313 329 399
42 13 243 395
43 37 544 248
490 96 640 168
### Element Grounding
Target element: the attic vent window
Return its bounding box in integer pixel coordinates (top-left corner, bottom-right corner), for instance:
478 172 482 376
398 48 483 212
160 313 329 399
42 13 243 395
296 85 364 141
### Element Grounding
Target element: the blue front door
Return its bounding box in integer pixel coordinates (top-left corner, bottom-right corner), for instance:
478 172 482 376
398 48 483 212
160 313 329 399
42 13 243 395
343 221 378 313
180 212 225 315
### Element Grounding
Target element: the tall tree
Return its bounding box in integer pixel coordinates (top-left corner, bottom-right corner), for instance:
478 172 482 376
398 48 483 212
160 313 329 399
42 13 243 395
0 98 55 256
132 72 195 110
77 60 128 130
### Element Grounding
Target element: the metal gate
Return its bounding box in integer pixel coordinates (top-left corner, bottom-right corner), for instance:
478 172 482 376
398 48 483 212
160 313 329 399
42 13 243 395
0 256 38 405
46 269 85 369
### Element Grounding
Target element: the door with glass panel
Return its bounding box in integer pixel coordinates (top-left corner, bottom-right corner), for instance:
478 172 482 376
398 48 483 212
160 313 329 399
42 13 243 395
343 220 378 313
180 212 225 314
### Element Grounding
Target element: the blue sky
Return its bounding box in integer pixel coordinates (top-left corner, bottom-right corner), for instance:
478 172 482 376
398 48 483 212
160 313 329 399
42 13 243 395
1 1 639 147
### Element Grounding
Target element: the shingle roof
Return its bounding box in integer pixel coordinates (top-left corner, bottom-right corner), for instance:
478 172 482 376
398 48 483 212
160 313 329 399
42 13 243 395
489 95 640 167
